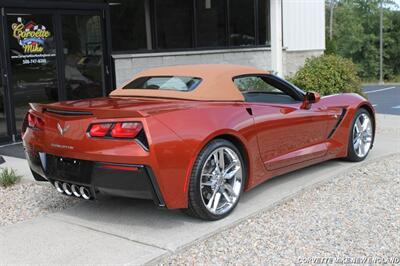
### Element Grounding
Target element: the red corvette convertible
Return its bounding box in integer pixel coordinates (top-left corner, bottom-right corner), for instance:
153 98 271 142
22 64 375 220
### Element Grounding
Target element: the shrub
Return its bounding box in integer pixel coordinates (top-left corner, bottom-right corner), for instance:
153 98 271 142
289 54 365 97
0 167 22 188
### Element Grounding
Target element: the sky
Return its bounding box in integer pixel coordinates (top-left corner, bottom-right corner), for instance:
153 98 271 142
392 0 400 10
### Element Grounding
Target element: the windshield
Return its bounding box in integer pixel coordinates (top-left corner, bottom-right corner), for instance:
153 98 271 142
123 76 202 92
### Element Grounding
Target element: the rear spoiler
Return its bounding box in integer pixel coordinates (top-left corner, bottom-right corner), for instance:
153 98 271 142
29 103 43 112
29 103 92 116
44 108 93 116
28 103 147 118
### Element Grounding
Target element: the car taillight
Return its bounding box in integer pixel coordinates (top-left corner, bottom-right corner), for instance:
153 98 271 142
89 123 112 137
111 122 143 138
88 122 143 139
27 113 45 130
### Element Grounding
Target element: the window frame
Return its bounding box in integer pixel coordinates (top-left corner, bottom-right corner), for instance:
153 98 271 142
110 0 271 54
232 74 306 104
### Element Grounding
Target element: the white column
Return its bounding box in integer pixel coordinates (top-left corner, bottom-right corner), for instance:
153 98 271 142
270 0 283 77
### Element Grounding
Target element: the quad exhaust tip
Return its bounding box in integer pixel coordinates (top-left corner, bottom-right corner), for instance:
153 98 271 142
53 181 92 200
80 186 91 200
54 181 64 193
62 183 72 196
71 185 81 198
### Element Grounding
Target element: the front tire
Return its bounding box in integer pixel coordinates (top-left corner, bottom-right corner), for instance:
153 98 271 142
345 108 374 162
184 139 246 220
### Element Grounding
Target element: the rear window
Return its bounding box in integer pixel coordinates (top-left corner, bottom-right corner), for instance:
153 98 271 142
122 76 202 92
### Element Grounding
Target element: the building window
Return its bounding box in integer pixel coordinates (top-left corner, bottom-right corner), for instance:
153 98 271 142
229 0 255 46
258 0 271 45
196 0 226 47
110 0 148 51
155 0 193 49
109 0 270 53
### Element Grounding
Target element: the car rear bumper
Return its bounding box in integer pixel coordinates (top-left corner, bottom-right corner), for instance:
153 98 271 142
25 147 165 207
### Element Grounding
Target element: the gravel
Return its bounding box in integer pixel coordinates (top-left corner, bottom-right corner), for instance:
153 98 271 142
159 154 400 265
0 182 79 226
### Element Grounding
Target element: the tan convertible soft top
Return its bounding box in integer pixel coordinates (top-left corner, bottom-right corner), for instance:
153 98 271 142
110 64 269 101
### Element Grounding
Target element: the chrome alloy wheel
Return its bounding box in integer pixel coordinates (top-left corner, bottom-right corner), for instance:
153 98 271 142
352 113 373 158
200 147 243 215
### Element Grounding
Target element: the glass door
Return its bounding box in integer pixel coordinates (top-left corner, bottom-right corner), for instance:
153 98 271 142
0 55 8 138
61 13 105 100
6 11 58 132
0 8 110 140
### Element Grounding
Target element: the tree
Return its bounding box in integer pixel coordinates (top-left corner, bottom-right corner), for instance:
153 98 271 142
326 0 399 81
329 0 337 40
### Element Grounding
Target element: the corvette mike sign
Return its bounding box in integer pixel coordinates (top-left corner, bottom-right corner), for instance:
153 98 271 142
10 17 55 65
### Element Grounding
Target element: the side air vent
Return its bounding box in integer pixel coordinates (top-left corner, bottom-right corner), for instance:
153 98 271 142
327 108 347 139
44 108 93 116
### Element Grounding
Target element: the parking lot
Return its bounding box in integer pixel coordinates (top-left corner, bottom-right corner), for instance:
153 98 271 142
363 85 400 115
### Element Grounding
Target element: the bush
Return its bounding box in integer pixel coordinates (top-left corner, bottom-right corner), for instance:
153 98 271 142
289 54 365 97
0 168 22 188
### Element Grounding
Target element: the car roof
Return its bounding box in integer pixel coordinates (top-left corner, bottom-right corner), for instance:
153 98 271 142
110 64 270 101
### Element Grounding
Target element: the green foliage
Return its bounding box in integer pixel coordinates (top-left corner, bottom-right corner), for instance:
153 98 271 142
289 54 364 96
326 0 400 81
0 167 22 188
384 10 400 79
325 39 337 55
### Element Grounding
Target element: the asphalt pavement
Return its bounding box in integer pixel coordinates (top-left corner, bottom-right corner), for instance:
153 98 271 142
363 85 400 115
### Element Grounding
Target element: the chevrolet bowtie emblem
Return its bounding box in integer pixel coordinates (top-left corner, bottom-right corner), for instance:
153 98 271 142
57 123 70 136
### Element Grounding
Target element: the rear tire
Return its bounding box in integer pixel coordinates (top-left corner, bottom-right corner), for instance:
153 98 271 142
345 108 374 162
184 139 246 221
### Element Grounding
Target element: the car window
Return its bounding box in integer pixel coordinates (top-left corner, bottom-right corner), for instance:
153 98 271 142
123 76 202 92
233 75 300 104
234 76 282 93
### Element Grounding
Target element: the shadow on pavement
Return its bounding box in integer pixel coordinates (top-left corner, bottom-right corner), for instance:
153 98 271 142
0 143 25 159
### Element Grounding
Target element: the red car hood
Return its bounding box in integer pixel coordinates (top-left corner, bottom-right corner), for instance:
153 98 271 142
32 97 196 118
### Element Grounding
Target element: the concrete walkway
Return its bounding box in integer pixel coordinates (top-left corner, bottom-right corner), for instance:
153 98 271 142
0 155 33 184
0 115 399 265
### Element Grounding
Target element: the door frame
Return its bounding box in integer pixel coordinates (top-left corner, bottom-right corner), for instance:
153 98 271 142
0 1 113 143
0 8 14 142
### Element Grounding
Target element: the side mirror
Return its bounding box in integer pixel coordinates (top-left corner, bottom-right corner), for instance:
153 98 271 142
306 91 321 103
301 91 320 109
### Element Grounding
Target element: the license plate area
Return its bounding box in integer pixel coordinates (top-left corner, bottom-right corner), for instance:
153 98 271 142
46 155 93 184
57 157 81 177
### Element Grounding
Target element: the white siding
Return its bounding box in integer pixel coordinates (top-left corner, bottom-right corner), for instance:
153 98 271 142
282 0 325 51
